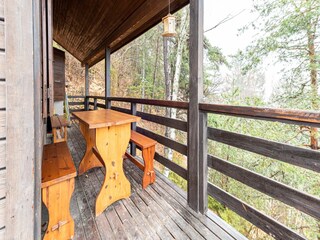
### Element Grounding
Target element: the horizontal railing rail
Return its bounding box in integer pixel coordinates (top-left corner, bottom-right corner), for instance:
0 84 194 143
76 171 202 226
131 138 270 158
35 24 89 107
108 97 189 109
203 105 320 239
67 95 320 239
200 103 320 127
208 127 320 173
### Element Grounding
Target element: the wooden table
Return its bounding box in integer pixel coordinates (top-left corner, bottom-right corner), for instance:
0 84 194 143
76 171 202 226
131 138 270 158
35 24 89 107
72 109 140 216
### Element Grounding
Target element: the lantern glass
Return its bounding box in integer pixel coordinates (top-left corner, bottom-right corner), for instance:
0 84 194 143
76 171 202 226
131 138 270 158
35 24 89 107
162 14 177 37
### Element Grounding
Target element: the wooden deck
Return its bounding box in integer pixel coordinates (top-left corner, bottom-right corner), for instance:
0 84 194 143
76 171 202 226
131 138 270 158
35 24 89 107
44 122 246 240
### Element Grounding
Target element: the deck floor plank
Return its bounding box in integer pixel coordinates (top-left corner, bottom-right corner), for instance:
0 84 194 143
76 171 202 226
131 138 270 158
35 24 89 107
135 165 237 240
127 174 175 239
50 122 247 240
68 126 103 240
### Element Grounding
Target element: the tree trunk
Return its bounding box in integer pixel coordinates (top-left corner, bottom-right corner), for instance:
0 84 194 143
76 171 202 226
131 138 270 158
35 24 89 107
163 36 171 177
169 8 188 168
152 35 161 100
141 37 146 112
308 26 319 150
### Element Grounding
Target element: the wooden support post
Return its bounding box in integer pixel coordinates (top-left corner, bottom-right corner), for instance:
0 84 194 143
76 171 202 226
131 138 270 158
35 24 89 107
130 102 137 156
85 64 89 111
47 0 54 116
105 47 111 109
94 98 98 110
41 0 48 118
188 0 204 212
199 111 208 214
33 0 43 238
6 0 40 238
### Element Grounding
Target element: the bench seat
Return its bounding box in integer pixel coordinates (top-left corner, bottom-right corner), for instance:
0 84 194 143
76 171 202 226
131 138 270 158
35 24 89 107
42 142 76 240
125 130 157 189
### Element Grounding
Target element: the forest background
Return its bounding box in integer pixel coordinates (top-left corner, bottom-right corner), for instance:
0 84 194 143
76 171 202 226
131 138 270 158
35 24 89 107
59 0 320 239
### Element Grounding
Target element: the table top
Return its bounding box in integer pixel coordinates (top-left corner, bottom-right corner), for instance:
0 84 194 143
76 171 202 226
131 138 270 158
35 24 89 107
72 109 141 129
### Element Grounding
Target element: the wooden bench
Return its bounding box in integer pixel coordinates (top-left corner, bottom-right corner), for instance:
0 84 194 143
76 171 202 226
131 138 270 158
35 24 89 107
51 115 69 143
42 142 77 240
125 130 157 189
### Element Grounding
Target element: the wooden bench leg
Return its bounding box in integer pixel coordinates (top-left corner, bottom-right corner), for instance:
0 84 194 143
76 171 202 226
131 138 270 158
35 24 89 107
42 179 75 240
53 126 68 143
142 146 156 189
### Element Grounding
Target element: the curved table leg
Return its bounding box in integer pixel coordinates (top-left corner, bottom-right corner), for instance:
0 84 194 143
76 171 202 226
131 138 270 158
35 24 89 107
78 122 103 175
95 123 131 216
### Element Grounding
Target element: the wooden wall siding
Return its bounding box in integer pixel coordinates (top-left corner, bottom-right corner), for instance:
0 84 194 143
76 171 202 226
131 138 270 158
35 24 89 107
0 21 4 50
0 0 3 19
53 0 189 67
0 141 5 169
53 48 65 101
0 52 4 80
0 82 5 109
5 0 36 238
0 0 5 235
0 112 5 140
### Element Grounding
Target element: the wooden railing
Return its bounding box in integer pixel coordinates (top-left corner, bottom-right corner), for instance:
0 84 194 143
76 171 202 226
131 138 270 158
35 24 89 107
68 95 320 239
200 104 320 240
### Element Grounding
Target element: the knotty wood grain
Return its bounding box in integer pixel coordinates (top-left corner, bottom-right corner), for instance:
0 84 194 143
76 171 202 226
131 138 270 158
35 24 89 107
94 123 131 216
42 179 75 240
41 142 77 188
73 109 140 129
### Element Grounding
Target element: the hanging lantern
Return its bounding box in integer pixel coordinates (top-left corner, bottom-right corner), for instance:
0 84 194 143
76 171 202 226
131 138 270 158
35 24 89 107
162 14 177 37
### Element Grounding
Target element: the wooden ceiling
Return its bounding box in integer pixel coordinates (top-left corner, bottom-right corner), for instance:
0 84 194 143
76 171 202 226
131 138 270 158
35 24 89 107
53 0 189 67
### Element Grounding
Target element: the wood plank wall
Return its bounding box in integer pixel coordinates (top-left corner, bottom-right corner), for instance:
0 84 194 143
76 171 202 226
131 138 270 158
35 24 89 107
5 0 36 238
0 0 6 237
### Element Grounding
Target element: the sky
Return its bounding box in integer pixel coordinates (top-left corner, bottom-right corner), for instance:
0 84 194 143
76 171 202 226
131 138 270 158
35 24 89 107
203 0 279 101
204 0 255 55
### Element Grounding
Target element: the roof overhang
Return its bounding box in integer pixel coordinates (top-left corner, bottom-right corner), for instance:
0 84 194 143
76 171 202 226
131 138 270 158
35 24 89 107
53 0 189 67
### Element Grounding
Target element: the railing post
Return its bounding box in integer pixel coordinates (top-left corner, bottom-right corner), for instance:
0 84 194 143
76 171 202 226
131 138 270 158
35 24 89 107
199 111 208 214
93 97 98 110
106 98 111 109
105 47 111 109
84 96 89 111
130 102 137 156
188 0 204 212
